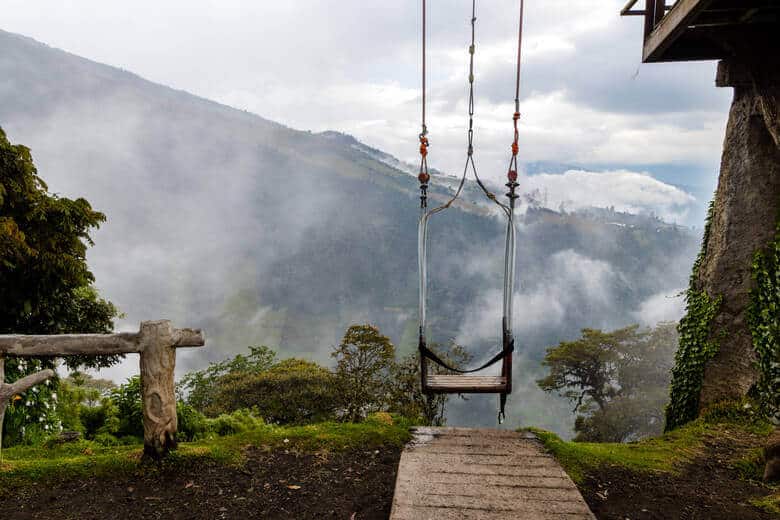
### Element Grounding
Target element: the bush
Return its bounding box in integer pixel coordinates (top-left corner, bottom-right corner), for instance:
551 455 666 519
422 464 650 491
93 433 120 446
212 358 339 424
176 402 208 441
80 398 119 439
110 376 143 438
118 435 142 446
206 409 264 436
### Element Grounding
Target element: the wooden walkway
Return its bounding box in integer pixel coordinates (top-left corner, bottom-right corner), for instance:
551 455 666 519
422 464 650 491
390 427 595 520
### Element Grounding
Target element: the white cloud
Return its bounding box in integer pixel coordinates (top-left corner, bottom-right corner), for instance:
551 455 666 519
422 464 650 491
456 249 616 347
523 168 696 222
632 289 686 327
0 0 730 192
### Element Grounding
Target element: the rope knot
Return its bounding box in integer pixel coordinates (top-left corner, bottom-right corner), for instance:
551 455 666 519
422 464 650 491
511 142 519 156
513 111 521 121
419 136 429 157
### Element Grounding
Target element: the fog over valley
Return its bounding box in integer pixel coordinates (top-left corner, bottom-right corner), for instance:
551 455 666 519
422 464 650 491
0 29 701 436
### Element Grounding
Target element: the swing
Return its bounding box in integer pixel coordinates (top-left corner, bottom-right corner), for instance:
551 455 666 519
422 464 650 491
416 0 525 422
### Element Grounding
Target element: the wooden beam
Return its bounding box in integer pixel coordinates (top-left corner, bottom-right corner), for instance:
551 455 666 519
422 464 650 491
0 332 142 356
643 0 714 62
0 323 204 356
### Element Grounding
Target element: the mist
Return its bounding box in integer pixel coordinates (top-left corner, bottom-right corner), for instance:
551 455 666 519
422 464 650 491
0 29 701 437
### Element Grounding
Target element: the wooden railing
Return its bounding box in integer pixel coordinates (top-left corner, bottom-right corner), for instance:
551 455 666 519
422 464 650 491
0 320 205 459
621 0 676 38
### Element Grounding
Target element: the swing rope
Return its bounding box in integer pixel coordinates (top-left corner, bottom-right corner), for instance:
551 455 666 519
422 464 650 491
416 0 525 421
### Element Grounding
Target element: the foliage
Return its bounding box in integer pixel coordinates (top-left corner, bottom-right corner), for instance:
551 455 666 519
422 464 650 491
205 409 264 437
2 360 59 446
538 323 677 442
0 127 118 354
110 377 143 438
56 373 118 438
385 343 470 426
212 358 339 424
747 220 780 424
666 198 721 431
0 127 119 445
331 324 395 422
177 345 276 413
176 402 208 442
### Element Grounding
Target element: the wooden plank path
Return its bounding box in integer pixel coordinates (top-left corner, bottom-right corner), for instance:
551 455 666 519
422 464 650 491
390 427 595 520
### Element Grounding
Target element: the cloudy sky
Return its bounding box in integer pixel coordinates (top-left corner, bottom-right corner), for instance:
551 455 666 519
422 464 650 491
3 0 731 221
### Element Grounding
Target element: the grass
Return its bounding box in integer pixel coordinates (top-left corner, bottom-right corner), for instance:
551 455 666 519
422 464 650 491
751 491 780 514
531 403 775 485
0 414 412 495
530 422 706 484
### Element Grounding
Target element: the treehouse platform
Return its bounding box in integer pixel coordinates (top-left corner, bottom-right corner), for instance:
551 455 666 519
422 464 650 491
622 0 780 62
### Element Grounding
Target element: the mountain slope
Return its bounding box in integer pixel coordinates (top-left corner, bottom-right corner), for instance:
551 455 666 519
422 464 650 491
0 29 699 432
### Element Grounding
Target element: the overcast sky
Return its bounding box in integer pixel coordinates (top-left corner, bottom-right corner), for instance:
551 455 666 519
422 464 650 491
3 0 732 218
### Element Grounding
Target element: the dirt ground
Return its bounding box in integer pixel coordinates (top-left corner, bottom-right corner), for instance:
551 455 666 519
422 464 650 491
2 428 778 519
579 427 778 520
0 446 402 520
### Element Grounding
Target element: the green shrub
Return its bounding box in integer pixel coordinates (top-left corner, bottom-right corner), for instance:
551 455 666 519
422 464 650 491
110 377 143 438
176 402 208 441
93 433 120 447
212 358 339 424
117 435 142 446
206 409 263 436
79 398 119 439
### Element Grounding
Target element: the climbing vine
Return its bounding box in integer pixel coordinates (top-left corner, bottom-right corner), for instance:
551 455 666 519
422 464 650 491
748 220 780 425
665 199 722 431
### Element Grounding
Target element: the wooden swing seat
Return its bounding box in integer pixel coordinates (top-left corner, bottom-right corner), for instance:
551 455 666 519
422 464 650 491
425 374 507 393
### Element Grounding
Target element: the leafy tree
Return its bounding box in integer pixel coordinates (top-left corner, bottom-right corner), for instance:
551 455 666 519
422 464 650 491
177 345 276 413
0 127 119 446
538 323 678 442
331 324 395 422
0 127 117 343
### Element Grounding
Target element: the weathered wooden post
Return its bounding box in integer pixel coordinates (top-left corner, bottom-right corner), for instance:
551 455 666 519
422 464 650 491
138 320 204 459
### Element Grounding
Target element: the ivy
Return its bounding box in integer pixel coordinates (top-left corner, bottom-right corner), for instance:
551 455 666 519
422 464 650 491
665 199 722 431
748 220 780 425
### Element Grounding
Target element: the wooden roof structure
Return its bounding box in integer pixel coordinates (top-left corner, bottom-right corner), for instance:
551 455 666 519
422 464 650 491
621 0 780 62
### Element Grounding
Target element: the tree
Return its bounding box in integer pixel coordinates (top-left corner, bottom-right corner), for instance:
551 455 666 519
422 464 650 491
0 127 118 446
538 323 678 442
331 324 395 422
177 345 276 413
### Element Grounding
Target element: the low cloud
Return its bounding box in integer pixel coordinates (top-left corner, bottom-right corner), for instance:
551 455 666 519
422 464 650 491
523 169 696 223
632 289 686 328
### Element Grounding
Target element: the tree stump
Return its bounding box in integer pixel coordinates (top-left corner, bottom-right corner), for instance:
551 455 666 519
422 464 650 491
139 321 179 459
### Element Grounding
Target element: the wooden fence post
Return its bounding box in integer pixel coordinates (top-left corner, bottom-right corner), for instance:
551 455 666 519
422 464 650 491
139 320 179 459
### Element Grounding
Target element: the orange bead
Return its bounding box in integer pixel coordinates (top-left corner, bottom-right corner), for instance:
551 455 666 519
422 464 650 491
418 172 430 184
